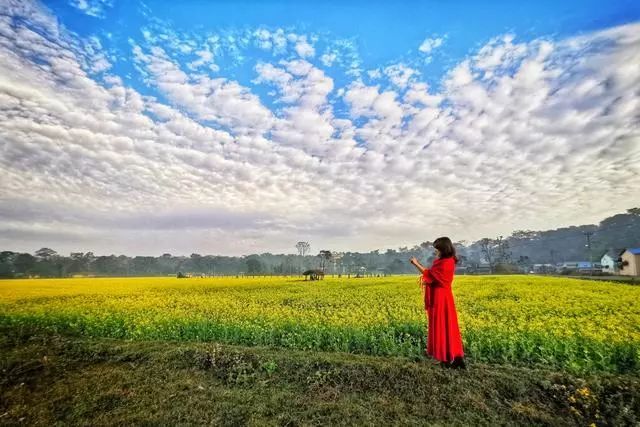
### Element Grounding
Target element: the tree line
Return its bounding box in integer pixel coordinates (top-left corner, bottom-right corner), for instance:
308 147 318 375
1 208 638 278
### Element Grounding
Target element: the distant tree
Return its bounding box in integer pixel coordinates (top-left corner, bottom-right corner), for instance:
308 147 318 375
296 242 310 256
117 255 131 276
85 252 96 269
69 252 84 273
331 251 343 276
246 257 263 274
131 256 156 275
14 253 36 276
627 208 640 216
0 207 635 278
386 258 406 274
93 255 125 276
28 248 59 277
419 241 433 262
511 230 539 240
0 251 16 278
35 247 57 260
190 253 204 272
419 241 432 250
318 250 332 273
495 236 511 264
295 242 310 273
479 238 497 273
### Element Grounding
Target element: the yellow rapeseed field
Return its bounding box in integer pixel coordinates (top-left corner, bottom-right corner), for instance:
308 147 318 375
1 275 638 373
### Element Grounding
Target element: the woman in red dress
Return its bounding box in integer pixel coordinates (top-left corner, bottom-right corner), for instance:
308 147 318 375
410 237 465 369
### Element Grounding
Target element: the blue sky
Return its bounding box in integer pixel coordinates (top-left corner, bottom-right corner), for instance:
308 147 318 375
0 0 639 255
49 0 640 119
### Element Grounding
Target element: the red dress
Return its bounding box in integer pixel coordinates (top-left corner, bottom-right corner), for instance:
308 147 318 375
420 257 464 362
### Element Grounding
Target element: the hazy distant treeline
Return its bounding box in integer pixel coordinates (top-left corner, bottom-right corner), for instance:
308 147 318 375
1 209 638 278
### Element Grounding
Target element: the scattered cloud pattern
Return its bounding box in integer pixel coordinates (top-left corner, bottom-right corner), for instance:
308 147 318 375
0 1 639 255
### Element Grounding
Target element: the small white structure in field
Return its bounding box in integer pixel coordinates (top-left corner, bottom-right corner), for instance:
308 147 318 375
619 248 640 277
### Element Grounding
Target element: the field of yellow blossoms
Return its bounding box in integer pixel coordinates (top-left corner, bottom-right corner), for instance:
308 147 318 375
1 275 638 373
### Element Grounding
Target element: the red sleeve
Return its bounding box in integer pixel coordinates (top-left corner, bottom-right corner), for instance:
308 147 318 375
421 263 444 287
422 259 454 287
421 268 432 284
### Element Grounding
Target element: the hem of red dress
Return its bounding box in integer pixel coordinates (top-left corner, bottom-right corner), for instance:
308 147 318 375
426 350 465 363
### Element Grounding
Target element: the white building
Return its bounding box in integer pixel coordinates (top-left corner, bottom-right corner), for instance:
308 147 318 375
620 248 640 277
600 249 624 275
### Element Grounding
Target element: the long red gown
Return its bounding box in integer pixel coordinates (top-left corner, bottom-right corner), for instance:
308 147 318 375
420 257 464 362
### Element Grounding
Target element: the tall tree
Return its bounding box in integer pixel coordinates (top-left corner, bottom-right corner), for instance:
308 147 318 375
318 250 332 273
35 247 57 260
496 236 511 264
246 257 263 274
295 242 310 273
0 251 17 278
479 238 497 273
14 253 36 276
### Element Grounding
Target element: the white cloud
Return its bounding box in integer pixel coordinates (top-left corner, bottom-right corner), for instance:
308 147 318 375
384 64 419 88
255 60 337 156
403 82 442 107
320 52 337 67
133 45 273 135
367 69 382 79
1 0 639 255
187 48 215 70
255 59 333 109
253 29 315 58
418 36 444 54
293 36 315 58
68 0 113 18
254 29 272 50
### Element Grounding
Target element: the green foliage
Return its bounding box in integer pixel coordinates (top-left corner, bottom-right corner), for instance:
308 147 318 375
0 275 638 374
0 333 638 425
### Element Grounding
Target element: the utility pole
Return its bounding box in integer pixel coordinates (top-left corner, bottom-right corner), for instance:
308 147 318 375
583 231 594 276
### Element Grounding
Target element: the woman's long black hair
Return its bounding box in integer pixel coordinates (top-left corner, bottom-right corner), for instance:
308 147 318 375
433 237 459 264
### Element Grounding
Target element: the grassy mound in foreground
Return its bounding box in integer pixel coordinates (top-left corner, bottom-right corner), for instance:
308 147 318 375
1 331 638 426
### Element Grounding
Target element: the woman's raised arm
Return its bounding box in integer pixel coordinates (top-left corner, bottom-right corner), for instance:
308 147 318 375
409 257 426 273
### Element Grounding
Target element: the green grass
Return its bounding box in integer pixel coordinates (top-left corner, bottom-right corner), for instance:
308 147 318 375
1 330 639 426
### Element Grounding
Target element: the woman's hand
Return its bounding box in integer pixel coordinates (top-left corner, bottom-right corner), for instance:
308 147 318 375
410 257 425 273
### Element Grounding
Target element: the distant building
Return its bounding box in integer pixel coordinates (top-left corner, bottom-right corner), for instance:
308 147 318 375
555 261 580 273
600 249 624 275
455 265 470 275
620 248 640 277
532 264 554 274
474 263 492 274
555 261 602 274
302 269 325 280
577 262 602 274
